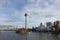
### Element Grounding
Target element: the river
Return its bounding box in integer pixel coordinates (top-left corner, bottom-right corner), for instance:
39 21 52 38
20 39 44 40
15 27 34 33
0 31 60 40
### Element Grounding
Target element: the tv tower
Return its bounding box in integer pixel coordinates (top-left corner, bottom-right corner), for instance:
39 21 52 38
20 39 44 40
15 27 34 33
25 13 28 29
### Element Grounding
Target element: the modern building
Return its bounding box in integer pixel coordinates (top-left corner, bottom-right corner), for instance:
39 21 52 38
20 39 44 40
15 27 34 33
46 22 52 27
36 23 45 30
52 21 60 31
46 22 52 30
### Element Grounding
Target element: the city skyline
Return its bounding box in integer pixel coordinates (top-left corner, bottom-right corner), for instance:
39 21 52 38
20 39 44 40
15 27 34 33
0 0 60 28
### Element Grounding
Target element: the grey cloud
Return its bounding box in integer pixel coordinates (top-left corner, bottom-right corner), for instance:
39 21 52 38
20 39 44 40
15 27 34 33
4 19 18 22
45 15 55 17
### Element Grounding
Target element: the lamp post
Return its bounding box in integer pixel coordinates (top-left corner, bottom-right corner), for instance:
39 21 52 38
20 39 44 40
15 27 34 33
25 13 27 29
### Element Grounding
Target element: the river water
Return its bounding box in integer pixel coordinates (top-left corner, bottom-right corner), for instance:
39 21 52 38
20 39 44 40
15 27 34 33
0 31 60 40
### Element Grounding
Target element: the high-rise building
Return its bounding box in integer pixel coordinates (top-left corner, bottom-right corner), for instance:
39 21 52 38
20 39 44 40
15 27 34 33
46 22 52 27
53 21 60 30
46 22 52 30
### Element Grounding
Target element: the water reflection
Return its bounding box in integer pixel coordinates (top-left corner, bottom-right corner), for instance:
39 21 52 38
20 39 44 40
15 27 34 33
0 31 60 40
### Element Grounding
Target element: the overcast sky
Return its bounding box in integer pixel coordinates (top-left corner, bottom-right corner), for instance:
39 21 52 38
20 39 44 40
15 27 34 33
0 0 60 28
